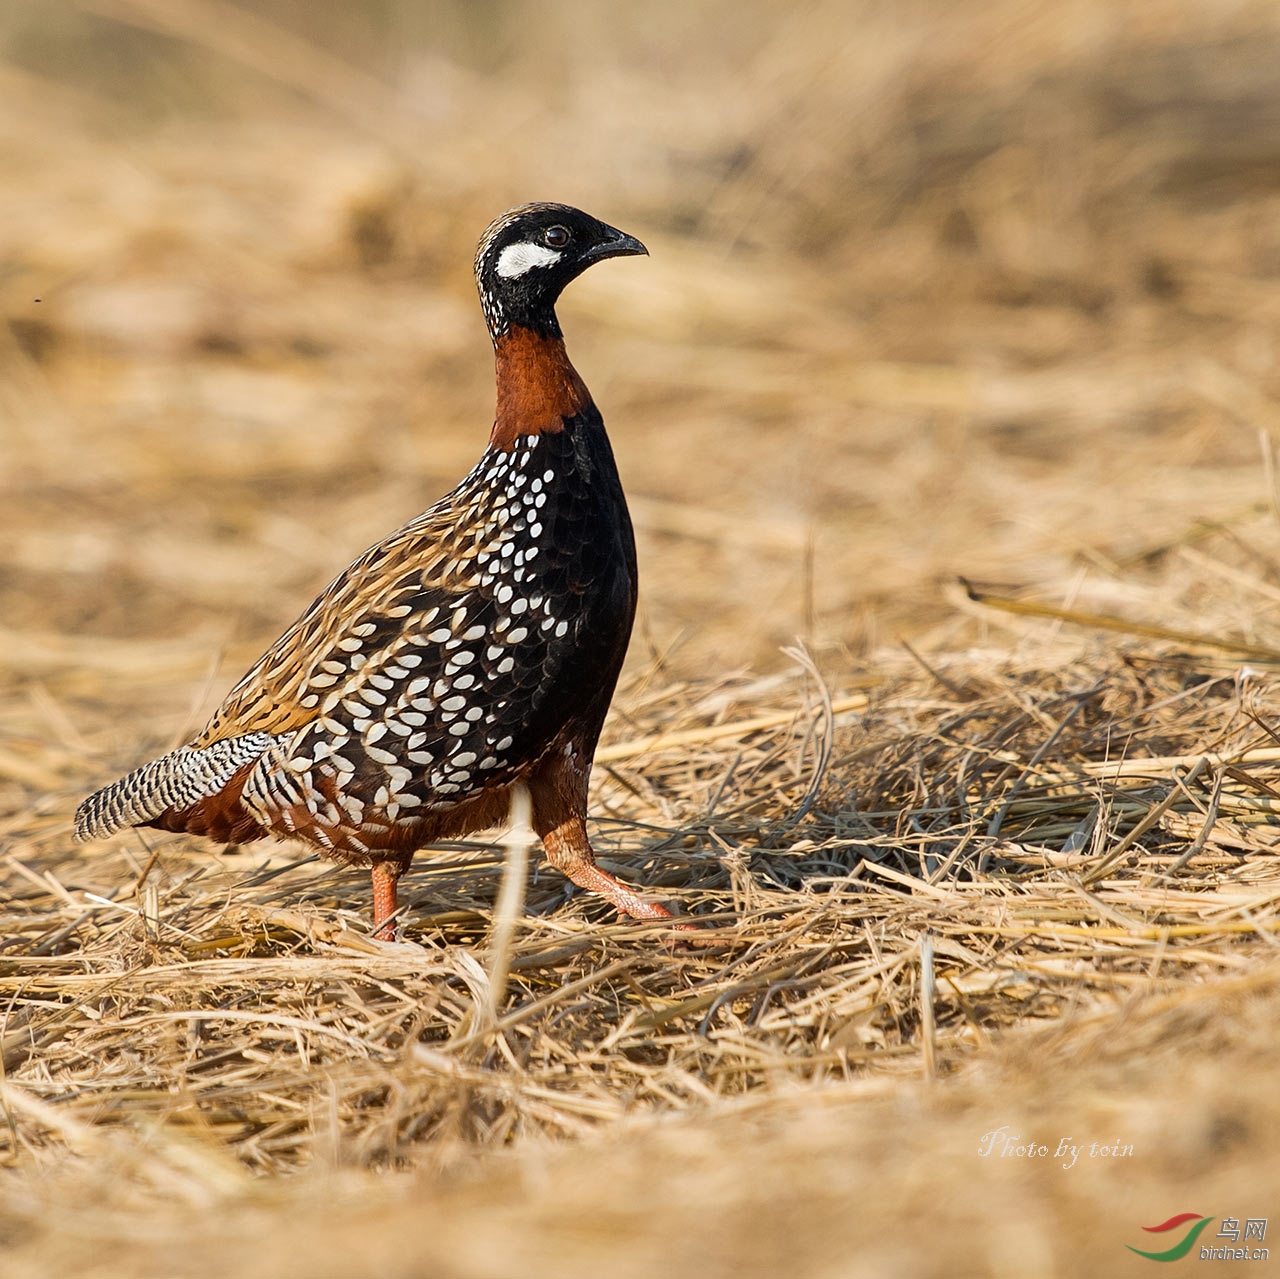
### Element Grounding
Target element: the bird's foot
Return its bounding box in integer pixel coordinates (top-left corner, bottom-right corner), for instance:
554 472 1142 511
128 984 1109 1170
542 814 697 929
371 917 400 943
565 862 698 930
370 860 409 942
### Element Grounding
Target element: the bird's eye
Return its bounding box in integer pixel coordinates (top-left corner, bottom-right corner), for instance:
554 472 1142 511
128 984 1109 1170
544 225 570 249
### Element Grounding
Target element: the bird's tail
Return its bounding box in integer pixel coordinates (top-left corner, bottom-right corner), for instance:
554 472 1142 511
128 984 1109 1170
74 733 274 841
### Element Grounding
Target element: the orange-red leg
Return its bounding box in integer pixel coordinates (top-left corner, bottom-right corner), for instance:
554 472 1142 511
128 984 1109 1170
370 860 404 941
542 815 674 921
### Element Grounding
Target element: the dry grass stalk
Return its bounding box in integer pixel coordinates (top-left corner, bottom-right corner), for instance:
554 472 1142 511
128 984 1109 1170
484 783 535 1023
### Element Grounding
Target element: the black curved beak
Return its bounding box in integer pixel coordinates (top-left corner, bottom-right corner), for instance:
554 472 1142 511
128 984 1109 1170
584 225 648 263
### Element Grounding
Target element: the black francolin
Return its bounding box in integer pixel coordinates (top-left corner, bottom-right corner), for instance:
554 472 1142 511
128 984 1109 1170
76 203 674 939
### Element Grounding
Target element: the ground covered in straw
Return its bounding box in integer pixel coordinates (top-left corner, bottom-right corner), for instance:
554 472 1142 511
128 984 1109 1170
5 2 1280 1275
7 637 1280 1275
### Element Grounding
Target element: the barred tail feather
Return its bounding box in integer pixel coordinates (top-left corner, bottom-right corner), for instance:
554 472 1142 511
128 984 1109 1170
74 733 276 842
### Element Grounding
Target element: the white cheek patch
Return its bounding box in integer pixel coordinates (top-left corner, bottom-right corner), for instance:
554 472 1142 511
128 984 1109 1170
495 241 564 278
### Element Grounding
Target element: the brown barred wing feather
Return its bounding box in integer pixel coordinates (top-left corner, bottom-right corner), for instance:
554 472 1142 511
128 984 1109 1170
194 499 483 746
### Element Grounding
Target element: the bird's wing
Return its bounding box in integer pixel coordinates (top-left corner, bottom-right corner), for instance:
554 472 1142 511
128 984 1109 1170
193 495 494 748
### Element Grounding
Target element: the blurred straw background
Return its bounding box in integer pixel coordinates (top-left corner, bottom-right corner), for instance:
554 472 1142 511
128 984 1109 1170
5 1 1280 1275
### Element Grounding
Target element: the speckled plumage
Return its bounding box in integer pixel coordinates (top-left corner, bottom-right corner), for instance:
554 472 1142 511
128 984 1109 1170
76 204 675 937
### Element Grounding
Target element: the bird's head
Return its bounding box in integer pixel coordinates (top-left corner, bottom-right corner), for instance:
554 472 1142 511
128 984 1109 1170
474 203 647 342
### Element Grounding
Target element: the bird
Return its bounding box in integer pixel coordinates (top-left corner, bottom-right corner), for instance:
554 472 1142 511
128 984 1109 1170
75 202 676 941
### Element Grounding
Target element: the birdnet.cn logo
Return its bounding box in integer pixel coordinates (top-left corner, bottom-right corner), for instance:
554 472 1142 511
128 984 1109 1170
1127 1214 1268 1262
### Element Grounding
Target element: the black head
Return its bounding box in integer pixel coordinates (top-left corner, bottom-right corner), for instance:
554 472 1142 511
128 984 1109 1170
474 203 647 341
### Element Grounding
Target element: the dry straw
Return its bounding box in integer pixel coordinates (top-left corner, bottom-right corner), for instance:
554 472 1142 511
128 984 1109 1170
4 632 1280 1176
